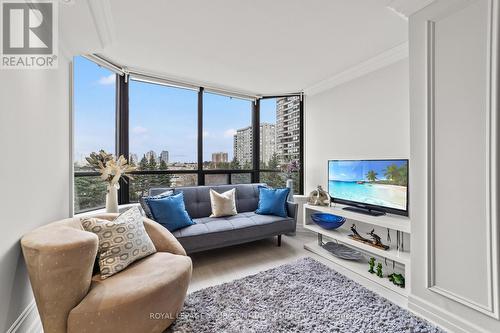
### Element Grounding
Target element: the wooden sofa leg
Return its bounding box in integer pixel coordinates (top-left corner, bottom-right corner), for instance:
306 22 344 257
277 235 282 247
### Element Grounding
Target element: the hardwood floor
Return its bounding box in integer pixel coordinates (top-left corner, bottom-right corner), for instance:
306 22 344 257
188 229 317 293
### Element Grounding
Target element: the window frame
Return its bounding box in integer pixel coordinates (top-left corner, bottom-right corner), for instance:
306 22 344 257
72 57 119 213
73 60 304 212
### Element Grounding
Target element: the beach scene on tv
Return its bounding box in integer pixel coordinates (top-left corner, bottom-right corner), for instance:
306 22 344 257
328 160 408 211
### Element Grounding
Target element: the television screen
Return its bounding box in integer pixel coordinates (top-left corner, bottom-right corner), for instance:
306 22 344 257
328 159 408 215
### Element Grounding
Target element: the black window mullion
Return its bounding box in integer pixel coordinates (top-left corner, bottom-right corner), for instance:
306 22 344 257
116 74 130 204
198 87 205 185
252 99 260 183
299 95 304 195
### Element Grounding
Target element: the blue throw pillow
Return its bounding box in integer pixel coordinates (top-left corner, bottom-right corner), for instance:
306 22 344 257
140 190 173 219
145 192 195 232
255 186 290 218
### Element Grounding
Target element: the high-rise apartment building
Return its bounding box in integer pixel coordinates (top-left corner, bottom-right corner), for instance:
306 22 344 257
145 150 157 163
233 126 253 166
276 96 301 162
160 150 169 164
260 123 276 165
211 152 228 165
233 123 276 166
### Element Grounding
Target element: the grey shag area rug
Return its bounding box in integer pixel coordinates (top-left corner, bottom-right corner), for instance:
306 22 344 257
167 257 444 333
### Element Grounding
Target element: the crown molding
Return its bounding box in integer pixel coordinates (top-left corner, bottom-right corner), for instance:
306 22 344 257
387 0 437 18
87 0 116 49
304 42 408 96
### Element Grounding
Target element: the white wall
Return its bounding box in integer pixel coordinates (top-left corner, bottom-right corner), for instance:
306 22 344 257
304 59 410 193
0 56 72 331
408 0 500 332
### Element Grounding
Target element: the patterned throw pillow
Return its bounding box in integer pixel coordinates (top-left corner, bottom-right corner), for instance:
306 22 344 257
81 207 156 279
209 188 238 217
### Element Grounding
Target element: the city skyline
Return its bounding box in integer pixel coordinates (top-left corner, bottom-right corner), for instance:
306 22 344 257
74 56 297 167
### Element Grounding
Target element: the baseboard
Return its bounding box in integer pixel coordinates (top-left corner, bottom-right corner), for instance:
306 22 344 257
409 295 491 333
6 300 42 333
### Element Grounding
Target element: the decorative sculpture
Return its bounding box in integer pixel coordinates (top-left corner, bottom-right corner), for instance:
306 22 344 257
307 185 331 206
376 263 383 278
367 229 389 250
368 257 376 274
348 224 389 250
388 273 405 288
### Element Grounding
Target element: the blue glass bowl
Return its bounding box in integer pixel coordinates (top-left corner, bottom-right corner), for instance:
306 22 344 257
311 213 346 230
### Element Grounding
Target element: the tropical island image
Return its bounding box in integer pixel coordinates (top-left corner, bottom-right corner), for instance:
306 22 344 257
328 160 408 211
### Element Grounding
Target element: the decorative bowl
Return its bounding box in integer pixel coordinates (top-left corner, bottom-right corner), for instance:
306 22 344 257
322 242 363 261
311 213 346 230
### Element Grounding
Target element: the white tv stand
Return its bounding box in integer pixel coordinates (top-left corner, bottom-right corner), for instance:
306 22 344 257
303 203 411 299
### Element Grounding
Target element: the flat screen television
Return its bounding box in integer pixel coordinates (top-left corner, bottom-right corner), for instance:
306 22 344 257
328 159 409 216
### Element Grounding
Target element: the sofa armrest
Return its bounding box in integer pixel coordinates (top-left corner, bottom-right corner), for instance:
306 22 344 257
286 201 298 233
143 218 187 256
287 201 298 220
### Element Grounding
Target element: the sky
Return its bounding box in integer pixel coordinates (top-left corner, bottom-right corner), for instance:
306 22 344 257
328 160 408 182
74 56 278 163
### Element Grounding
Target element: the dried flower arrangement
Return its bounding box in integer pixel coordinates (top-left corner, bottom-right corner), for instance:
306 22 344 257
85 150 136 190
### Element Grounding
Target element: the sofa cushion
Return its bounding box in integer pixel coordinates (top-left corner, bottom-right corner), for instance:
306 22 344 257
150 184 264 218
172 212 295 253
173 212 293 237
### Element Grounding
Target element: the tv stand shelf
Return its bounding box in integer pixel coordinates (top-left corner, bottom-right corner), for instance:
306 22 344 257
304 204 411 233
303 204 411 299
304 223 410 265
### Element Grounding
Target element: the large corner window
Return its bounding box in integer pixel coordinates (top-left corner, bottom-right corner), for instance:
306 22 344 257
73 56 116 213
203 93 253 171
260 97 301 192
72 56 304 214
128 80 198 202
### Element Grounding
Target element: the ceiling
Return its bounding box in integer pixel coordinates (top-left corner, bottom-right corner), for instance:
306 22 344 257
62 0 408 95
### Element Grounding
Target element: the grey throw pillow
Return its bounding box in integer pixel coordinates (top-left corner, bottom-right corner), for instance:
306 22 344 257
81 207 156 279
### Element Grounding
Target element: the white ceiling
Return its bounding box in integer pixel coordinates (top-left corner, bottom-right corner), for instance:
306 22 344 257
63 0 408 95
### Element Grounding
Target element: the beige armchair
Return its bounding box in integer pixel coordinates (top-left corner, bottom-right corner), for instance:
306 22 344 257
21 214 192 333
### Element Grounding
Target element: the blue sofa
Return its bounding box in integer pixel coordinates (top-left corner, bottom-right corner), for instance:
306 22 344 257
149 183 297 253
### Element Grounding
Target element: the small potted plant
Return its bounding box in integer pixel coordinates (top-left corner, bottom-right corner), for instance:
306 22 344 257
281 159 300 202
85 150 136 213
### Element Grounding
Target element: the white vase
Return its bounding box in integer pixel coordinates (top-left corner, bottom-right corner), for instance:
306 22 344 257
106 185 119 213
286 178 294 202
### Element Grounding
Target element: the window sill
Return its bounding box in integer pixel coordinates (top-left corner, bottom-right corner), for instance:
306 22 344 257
74 203 141 218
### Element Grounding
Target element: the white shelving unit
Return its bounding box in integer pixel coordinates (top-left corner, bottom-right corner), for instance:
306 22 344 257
303 203 411 298
303 203 410 233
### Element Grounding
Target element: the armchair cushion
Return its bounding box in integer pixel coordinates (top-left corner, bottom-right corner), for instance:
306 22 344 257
82 207 156 279
68 252 192 333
